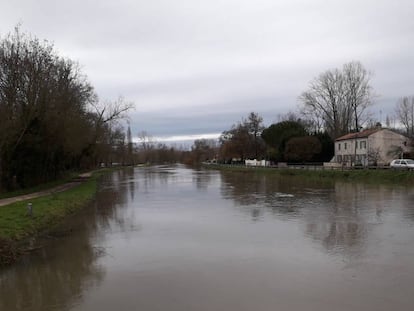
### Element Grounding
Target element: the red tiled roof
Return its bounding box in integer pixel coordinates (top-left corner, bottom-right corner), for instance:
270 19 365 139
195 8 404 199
335 128 381 141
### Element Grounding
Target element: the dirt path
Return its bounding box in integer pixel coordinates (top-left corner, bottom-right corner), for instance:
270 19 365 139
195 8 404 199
0 172 92 207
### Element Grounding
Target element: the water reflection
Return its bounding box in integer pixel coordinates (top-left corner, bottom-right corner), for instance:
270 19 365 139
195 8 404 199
94 169 138 235
219 171 414 259
1 166 414 311
220 170 333 220
133 166 177 195
193 170 212 190
0 218 105 311
0 171 132 311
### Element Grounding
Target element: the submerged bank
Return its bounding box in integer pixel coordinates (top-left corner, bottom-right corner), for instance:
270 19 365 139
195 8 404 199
203 164 414 184
0 170 106 266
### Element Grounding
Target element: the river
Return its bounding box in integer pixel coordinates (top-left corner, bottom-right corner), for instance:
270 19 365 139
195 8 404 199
1 165 414 310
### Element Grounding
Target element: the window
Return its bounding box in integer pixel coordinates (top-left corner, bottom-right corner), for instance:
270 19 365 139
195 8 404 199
355 141 358 149
344 143 347 150
360 141 366 149
338 143 341 150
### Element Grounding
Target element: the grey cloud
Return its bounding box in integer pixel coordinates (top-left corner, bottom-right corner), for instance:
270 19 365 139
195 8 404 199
1 0 414 138
130 95 291 138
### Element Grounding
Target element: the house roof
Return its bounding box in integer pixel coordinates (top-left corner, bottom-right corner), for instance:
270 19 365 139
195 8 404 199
335 128 381 141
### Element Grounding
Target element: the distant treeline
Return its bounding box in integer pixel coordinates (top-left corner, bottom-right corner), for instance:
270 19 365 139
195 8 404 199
181 112 333 165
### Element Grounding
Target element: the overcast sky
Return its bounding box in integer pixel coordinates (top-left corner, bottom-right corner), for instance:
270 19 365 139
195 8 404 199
1 0 414 142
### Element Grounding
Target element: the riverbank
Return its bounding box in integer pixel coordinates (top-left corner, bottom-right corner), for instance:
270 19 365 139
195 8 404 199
203 164 414 184
0 170 107 266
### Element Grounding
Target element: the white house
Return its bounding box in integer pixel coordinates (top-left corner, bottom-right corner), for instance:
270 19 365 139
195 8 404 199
334 128 410 166
245 159 270 167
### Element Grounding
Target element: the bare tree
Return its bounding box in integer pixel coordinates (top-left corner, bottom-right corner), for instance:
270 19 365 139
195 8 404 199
0 26 134 189
86 96 134 164
385 114 392 128
90 96 134 127
244 112 265 158
190 139 218 164
343 61 373 131
395 96 414 137
137 131 155 151
0 26 98 188
126 124 134 165
136 131 156 163
300 68 349 138
219 122 251 161
219 112 266 161
300 61 374 139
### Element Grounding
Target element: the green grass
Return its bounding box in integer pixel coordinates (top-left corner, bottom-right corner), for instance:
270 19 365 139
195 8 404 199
0 177 97 240
0 172 79 200
278 168 414 183
0 171 101 266
205 164 414 184
0 169 115 266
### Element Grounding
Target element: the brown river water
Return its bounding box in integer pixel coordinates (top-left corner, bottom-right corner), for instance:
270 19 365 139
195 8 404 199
1 165 414 310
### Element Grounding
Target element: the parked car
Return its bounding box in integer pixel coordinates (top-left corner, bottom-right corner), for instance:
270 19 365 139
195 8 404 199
390 159 414 170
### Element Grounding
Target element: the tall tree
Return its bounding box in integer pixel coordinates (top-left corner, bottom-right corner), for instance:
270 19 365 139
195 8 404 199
126 124 134 165
219 112 265 162
0 27 94 187
284 136 322 162
137 131 155 151
188 139 217 164
0 27 132 190
219 122 251 161
343 61 373 132
261 120 307 161
300 61 374 139
244 112 265 158
395 96 414 137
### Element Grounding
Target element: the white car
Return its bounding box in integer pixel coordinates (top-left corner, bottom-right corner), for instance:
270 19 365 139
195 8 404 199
390 159 414 170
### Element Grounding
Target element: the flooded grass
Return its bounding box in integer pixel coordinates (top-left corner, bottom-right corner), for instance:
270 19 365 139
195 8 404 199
0 238 18 266
0 171 108 266
0 178 96 240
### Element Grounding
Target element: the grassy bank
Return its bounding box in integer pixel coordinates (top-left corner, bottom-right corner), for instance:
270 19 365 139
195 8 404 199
0 170 107 266
204 164 414 184
278 167 414 184
0 172 78 200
